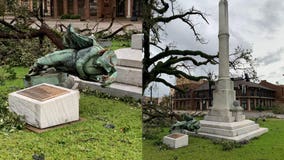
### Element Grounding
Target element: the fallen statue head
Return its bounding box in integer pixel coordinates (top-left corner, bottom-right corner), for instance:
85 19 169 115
27 24 117 87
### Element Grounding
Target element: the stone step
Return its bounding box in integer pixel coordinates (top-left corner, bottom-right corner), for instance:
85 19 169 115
199 123 260 137
116 66 142 87
200 119 255 130
115 48 143 69
76 78 142 100
197 127 268 142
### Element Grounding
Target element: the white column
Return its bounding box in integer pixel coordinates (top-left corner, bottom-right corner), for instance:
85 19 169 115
218 0 230 79
126 0 131 18
204 0 236 122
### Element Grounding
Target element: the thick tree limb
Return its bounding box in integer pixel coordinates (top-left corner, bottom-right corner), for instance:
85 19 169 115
149 50 218 65
150 0 169 14
96 17 115 34
0 19 25 33
101 24 133 39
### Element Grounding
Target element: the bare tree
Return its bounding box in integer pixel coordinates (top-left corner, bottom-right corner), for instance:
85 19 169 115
142 0 218 93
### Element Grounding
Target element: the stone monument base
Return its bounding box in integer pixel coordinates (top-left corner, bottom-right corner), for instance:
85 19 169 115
8 83 79 129
198 120 268 142
163 133 188 149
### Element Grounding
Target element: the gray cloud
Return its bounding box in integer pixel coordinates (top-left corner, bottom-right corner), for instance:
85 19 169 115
257 47 284 65
252 0 284 33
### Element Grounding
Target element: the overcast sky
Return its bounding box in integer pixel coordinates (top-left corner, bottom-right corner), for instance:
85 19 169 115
145 0 284 97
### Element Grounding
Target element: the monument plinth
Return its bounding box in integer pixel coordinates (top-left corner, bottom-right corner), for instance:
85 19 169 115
198 0 268 142
163 133 188 149
8 83 79 129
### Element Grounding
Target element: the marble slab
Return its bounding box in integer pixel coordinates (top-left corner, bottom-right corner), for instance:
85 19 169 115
8 83 79 129
163 133 188 149
131 34 143 50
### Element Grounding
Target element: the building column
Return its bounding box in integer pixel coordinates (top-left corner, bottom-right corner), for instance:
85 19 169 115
254 99 257 110
53 0 58 18
247 99 251 111
84 0 90 19
73 0 78 15
199 101 202 111
126 0 131 18
63 0 68 15
206 101 209 110
29 0 33 11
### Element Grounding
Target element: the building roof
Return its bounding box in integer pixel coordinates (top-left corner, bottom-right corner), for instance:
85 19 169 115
195 80 275 91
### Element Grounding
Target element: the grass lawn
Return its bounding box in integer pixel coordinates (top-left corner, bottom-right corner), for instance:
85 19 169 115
0 67 142 160
143 119 284 160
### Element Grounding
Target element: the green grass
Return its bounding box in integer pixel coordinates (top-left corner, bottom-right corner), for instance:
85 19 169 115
0 67 142 160
110 38 131 50
143 119 284 160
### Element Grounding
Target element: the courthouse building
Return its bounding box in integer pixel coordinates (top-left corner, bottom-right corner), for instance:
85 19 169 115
18 0 142 19
173 78 279 111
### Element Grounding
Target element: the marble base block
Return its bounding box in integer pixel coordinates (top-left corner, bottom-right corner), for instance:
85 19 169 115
131 34 143 50
8 83 79 129
163 133 188 149
198 120 268 142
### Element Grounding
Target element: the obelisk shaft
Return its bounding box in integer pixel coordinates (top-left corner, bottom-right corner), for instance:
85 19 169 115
204 0 235 122
218 0 230 79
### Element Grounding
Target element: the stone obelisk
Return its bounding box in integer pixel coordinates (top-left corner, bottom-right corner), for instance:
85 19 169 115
197 0 268 142
204 0 236 122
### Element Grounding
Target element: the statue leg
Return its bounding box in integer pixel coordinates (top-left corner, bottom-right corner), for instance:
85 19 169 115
28 49 76 76
37 49 76 66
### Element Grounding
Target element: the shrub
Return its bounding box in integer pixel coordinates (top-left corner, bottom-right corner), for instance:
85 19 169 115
272 103 284 114
212 139 247 151
0 89 25 133
60 14 81 19
0 38 55 67
0 67 25 133
0 65 16 85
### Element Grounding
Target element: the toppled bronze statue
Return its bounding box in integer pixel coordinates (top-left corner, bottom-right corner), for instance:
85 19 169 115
170 114 200 133
28 24 117 87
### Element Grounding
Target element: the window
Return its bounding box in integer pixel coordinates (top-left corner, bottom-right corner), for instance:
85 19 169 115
90 0 97 16
250 89 254 96
241 99 247 109
241 85 246 96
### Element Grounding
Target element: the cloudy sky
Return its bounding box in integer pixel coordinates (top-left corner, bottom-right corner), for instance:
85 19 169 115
146 0 284 97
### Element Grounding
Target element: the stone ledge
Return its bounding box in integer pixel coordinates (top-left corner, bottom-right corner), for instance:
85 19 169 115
200 119 255 130
77 79 142 100
197 127 268 142
116 66 142 87
198 119 268 142
199 123 259 137
115 48 143 69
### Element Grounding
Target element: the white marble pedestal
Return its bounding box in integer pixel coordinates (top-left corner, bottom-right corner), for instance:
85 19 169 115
163 133 188 149
8 83 79 129
198 120 268 142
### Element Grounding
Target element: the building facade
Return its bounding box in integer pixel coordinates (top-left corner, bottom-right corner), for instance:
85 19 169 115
18 0 142 19
260 80 284 104
173 79 276 111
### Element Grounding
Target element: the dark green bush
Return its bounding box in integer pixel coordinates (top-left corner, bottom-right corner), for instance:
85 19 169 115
0 38 55 67
212 139 246 151
0 65 16 85
272 104 284 114
0 89 25 133
60 14 81 19
0 67 25 133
